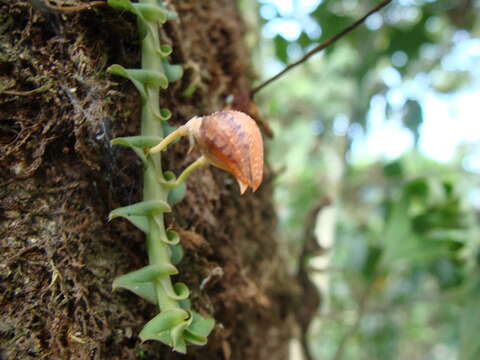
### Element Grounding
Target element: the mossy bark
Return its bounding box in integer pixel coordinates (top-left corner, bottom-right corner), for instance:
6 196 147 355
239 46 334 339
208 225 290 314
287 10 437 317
0 1 295 359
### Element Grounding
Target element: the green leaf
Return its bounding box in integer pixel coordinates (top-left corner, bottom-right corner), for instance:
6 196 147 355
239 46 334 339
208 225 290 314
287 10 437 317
274 34 289 64
311 3 352 45
111 135 164 163
298 31 313 50
179 298 191 311
111 136 163 148
154 108 172 121
113 264 179 304
140 308 189 339
133 3 167 23
403 100 423 146
170 242 184 265
107 0 134 12
381 196 411 264
109 200 171 221
168 183 186 205
113 264 178 286
123 215 149 233
139 309 191 353
171 321 189 352
162 60 183 82
185 311 215 345
153 2 178 21
383 161 404 179
405 178 429 200
117 282 157 304
459 278 480 360
161 280 190 300
362 245 383 280
108 0 172 24
385 16 432 63
107 65 168 99
157 230 180 245
183 329 208 346
157 44 173 57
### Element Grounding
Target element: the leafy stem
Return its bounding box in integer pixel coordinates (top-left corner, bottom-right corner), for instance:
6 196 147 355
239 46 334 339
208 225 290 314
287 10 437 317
107 0 214 353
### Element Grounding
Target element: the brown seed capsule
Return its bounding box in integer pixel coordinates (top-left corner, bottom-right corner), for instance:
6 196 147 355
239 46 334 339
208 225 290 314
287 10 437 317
186 111 264 194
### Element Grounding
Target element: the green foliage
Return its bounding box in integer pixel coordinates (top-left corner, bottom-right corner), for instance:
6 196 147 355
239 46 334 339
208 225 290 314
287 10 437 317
311 2 352 45
460 278 480 360
258 0 480 357
403 100 423 146
274 34 289 64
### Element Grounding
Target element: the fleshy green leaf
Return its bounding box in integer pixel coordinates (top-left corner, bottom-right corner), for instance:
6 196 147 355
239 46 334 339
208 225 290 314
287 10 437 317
183 329 208 346
133 3 167 23
140 309 189 338
107 65 168 100
107 0 134 12
162 60 183 83
179 298 191 310
188 311 215 335
170 242 184 265
159 230 180 245
111 136 163 163
124 282 157 304
161 280 190 300
162 170 177 187
108 0 171 24
111 136 163 148
108 64 147 99
157 44 173 57
171 321 189 352
184 311 215 345
140 309 190 350
113 264 179 304
168 183 187 205
109 200 171 221
152 107 172 121
113 264 178 287
125 215 149 233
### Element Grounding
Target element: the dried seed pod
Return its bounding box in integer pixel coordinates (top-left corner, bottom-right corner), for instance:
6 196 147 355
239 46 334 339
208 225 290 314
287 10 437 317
186 111 264 194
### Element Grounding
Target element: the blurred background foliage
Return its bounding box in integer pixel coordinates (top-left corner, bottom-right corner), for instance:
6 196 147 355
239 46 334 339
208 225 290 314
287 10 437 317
241 0 480 359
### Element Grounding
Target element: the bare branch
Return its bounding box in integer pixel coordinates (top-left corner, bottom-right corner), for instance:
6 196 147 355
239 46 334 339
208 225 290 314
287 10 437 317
251 0 393 96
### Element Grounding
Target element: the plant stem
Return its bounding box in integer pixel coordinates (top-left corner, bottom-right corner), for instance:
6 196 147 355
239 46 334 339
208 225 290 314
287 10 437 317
161 156 209 189
140 0 179 313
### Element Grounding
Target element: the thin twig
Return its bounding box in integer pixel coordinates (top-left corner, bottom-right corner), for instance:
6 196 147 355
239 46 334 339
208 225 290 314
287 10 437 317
251 0 393 96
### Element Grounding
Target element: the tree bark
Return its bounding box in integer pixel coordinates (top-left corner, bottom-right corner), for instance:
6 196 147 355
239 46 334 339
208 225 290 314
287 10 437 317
0 1 295 359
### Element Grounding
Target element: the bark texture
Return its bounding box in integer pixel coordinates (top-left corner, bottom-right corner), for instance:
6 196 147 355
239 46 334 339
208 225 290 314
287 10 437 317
0 1 295 359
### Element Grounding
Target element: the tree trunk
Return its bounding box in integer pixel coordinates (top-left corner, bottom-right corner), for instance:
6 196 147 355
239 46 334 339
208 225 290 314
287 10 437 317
0 1 295 359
